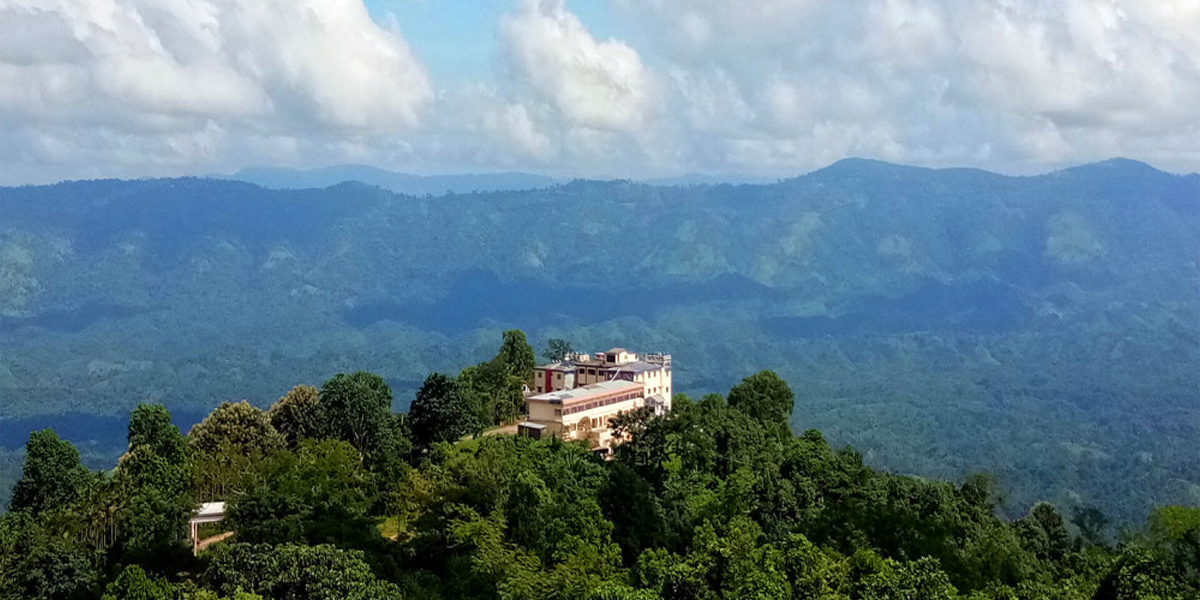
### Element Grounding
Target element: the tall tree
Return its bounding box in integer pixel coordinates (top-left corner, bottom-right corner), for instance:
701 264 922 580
726 371 794 426
268 385 322 447
9 429 91 515
318 371 393 458
118 404 195 571
409 373 480 450
190 401 285 501
459 360 523 426
126 404 190 467
495 329 536 382
542 338 574 363
189 401 284 457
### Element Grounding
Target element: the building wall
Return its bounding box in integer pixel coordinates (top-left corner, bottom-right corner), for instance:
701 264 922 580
532 367 575 394
526 389 646 450
560 397 645 449
634 368 672 407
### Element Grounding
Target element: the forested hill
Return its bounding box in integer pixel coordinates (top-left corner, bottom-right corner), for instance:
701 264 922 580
0 158 1197 525
3 371 1198 599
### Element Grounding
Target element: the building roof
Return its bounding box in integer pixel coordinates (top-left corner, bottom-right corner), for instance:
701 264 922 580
606 347 628 354
613 360 661 374
195 502 225 518
528 380 642 405
537 362 576 373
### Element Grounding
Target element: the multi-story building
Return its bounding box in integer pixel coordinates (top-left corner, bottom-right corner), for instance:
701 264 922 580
522 348 673 452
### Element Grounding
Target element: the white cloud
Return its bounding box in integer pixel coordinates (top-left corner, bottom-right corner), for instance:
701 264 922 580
612 0 1200 174
0 0 432 182
499 0 651 132
1 0 1197 182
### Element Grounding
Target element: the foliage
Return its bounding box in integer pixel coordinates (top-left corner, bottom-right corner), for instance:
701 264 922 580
542 338 574 363
410 372 480 450
3 164 1199 528
1 368 1198 599
0 512 100 600
459 360 524 427
495 329 536 382
8 429 91 515
100 565 174 600
228 440 373 547
727 370 795 426
203 543 403 600
317 372 394 459
118 404 196 571
188 401 283 457
267 385 322 448
189 402 284 501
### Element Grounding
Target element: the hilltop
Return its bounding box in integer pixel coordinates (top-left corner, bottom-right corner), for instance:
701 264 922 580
0 158 1197 525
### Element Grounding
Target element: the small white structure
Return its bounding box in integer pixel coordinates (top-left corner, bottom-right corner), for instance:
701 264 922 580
189 501 227 553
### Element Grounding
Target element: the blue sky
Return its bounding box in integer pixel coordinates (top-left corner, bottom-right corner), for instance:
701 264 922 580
0 0 1197 184
364 0 622 81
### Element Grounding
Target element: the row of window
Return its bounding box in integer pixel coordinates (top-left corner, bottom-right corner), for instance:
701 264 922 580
568 409 630 433
562 392 641 415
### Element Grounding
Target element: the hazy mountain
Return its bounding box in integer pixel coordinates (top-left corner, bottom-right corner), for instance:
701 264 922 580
1 159 1197 522
640 173 778 186
219 165 560 195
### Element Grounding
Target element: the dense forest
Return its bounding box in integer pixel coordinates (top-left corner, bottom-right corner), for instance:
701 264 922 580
1 158 1198 528
2 330 1197 599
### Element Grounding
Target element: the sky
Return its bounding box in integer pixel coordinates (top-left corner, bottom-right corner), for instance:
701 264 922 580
0 0 1197 184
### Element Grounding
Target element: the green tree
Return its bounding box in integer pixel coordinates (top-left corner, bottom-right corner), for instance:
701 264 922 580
100 565 174 600
726 371 794 426
1071 504 1110 548
189 401 285 501
268 385 322 447
1094 547 1193 600
410 372 480 450
459 360 523 426
1146 506 1200 585
203 543 403 600
318 372 393 458
126 404 191 469
228 440 373 547
118 404 195 571
496 329 536 382
9 429 91 515
0 513 100 600
543 338 574 363
189 401 283 457
1016 502 1072 564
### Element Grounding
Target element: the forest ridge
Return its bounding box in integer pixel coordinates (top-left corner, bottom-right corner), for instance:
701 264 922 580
0 158 1197 526
4 329 1199 599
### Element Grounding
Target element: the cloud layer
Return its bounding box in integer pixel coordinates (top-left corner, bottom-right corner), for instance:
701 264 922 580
0 0 1197 183
0 0 431 182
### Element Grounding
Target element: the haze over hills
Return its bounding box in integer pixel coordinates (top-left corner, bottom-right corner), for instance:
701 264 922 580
217 164 778 194
217 165 562 195
0 158 1197 524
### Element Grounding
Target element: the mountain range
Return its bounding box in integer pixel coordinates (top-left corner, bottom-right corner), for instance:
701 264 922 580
1 158 1197 524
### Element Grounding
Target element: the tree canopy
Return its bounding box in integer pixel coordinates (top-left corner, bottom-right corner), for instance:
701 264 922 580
2 356 1196 600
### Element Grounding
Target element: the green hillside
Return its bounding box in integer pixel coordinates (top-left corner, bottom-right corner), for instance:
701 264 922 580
3 371 1197 600
1 159 1197 524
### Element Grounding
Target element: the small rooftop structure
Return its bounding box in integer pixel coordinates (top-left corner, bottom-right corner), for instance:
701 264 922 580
195 502 226 520
189 502 227 554
613 361 660 375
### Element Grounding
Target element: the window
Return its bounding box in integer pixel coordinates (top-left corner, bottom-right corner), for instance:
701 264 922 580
554 409 562 416
555 373 562 380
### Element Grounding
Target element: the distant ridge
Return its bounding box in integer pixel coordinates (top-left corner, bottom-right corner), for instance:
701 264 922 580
808 157 1185 179
217 165 560 196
